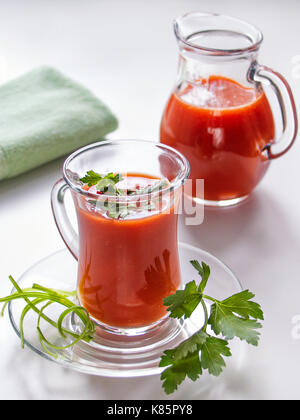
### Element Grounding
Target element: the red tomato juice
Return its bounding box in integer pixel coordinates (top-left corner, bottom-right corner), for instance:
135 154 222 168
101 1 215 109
76 174 181 328
160 76 275 201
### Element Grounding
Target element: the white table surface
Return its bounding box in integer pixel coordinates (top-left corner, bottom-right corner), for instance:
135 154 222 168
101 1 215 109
0 0 300 400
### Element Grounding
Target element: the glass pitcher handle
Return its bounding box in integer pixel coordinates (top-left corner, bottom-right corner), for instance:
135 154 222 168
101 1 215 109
249 63 298 160
51 179 79 260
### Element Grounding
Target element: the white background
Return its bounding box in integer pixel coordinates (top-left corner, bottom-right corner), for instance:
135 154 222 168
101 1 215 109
0 0 300 400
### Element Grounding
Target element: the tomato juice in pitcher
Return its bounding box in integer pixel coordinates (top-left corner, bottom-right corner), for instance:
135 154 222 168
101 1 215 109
160 13 297 206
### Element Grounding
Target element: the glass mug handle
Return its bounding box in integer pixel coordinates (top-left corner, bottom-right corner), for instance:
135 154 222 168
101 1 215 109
249 62 298 160
51 179 79 260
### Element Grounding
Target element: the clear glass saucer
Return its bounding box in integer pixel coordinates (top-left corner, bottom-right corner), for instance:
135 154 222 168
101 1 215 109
8 243 243 378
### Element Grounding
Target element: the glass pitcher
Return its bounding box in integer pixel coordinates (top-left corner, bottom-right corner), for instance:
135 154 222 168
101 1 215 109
160 12 298 206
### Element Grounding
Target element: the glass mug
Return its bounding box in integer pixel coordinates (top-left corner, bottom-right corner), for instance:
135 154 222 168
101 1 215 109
51 140 190 334
160 12 298 206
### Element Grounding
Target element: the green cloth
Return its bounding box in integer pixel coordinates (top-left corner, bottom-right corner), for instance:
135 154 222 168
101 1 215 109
0 66 118 180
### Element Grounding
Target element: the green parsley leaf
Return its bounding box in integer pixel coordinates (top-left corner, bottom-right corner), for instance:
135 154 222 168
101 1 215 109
216 290 264 320
201 336 231 376
160 331 208 363
79 170 102 186
208 290 263 346
159 331 231 392
160 351 203 394
163 280 202 319
80 170 124 189
208 304 262 346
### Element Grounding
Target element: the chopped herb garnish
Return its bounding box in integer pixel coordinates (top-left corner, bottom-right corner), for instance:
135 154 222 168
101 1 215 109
160 260 264 394
137 179 169 195
80 170 169 220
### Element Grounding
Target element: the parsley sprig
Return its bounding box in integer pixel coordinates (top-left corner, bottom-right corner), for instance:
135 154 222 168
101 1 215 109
160 260 264 394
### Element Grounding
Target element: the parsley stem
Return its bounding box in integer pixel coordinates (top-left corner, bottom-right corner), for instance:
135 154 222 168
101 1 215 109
201 299 209 331
203 294 220 304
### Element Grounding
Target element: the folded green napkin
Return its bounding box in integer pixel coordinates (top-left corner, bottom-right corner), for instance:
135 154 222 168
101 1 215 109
0 66 118 181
